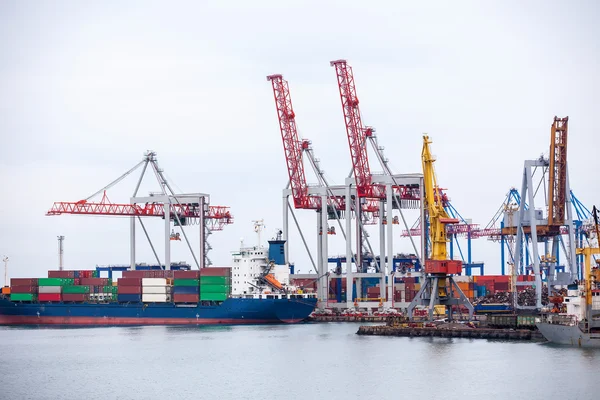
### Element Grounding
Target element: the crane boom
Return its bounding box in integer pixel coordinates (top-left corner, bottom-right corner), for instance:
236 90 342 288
267 74 319 209
330 59 383 198
46 192 234 230
548 116 569 226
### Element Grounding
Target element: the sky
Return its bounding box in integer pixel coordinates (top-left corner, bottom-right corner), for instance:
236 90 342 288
0 0 598 281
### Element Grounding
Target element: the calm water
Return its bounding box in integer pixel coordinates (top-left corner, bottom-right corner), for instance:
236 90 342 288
0 322 597 400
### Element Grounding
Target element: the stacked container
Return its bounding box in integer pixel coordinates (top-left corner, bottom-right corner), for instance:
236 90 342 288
117 277 142 302
37 278 74 302
173 270 200 303
10 278 38 302
62 285 90 302
142 278 171 302
199 267 231 302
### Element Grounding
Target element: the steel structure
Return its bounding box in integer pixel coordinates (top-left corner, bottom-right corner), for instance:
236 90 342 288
508 117 576 309
46 151 233 270
267 69 424 310
407 135 474 321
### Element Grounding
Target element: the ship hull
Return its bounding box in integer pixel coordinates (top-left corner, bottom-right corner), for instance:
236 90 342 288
0 297 317 327
536 322 600 348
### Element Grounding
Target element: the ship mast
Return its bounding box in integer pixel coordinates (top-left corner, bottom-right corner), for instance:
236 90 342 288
2 256 8 288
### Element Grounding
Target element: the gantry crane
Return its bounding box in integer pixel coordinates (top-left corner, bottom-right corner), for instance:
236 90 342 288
46 151 233 270
407 135 474 321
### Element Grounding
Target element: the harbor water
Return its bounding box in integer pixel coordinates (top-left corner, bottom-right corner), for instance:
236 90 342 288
1 322 597 400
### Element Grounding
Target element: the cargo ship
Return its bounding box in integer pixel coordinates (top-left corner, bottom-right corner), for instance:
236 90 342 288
535 207 600 348
0 226 317 327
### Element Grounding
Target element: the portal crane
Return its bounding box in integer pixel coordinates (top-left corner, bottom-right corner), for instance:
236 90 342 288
407 135 474 321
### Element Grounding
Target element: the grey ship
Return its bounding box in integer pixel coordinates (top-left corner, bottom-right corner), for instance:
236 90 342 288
536 311 600 348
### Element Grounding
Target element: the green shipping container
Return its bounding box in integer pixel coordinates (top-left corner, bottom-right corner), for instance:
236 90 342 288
38 278 74 286
200 292 227 301
62 285 90 294
200 284 230 294
92 271 99 278
199 276 230 285
174 279 200 287
10 293 36 301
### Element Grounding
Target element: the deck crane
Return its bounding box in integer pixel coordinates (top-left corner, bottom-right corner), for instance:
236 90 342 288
46 151 233 270
407 135 474 321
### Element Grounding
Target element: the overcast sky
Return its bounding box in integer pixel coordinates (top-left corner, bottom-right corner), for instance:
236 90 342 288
1 0 598 280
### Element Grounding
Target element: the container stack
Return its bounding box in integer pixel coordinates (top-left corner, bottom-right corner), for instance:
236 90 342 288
9 278 38 302
62 284 90 302
142 278 171 303
173 270 200 303
80 277 115 301
199 267 231 302
37 278 74 302
117 277 142 303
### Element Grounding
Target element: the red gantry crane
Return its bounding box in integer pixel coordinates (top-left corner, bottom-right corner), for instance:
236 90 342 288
46 151 233 269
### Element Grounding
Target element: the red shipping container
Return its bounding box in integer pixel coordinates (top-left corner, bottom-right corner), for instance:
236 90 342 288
10 278 38 286
80 278 109 286
63 293 88 302
73 278 80 285
173 294 199 303
118 278 143 286
200 267 231 277
39 293 62 302
10 285 37 294
118 286 142 294
174 270 201 279
48 270 74 278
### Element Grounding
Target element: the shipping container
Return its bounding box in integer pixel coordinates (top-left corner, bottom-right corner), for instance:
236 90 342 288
172 286 200 295
173 270 200 279
38 293 62 302
173 294 200 303
38 286 62 294
142 278 167 286
142 294 171 303
117 277 143 286
38 278 74 286
200 292 227 301
10 293 36 301
9 285 37 294
199 276 230 285
174 279 199 287
62 293 89 302
117 286 142 294
10 278 38 286
1 286 10 294
199 267 231 277
48 270 75 278
122 270 148 278
62 285 90 294
142 286 171 294
80 278 110 286
117 294 142 302
200 284 229 294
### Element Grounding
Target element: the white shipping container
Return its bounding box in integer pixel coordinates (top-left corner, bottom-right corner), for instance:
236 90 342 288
142 293 171 303
38 286 62 294
142 286 171 294
142 278 167 286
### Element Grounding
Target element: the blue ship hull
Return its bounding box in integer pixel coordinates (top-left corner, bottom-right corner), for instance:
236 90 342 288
0 296 317 326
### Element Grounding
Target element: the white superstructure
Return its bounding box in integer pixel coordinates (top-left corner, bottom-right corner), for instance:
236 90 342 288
230 220 292 296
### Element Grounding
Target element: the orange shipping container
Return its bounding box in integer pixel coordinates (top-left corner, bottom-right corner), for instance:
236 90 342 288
1 286 10 295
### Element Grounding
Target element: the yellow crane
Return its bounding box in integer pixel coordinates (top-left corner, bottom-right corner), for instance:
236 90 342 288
407 135 474 321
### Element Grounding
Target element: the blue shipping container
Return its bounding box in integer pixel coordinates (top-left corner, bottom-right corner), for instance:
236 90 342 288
173 286 200 294
118 294 142 303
